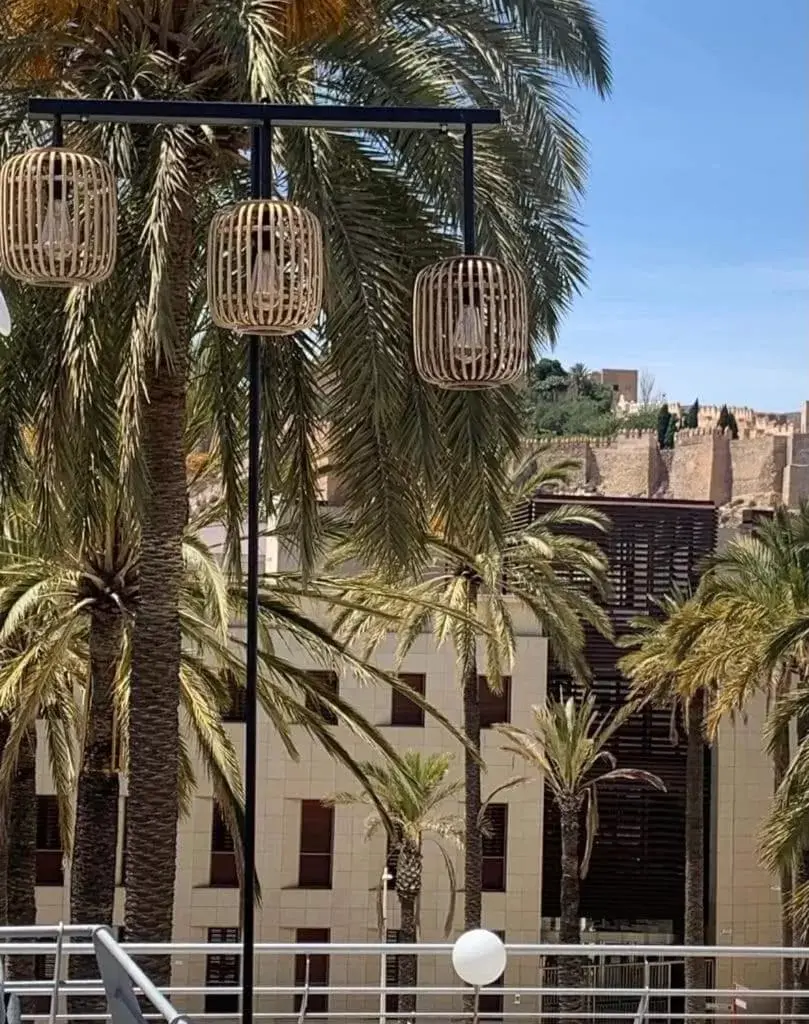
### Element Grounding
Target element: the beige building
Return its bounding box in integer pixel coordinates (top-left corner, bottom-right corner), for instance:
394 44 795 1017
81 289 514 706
592 367 639 404
30 509 787 1018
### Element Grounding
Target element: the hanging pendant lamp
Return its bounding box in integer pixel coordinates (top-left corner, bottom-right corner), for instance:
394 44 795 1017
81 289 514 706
207 199 324 336
0 147 117 286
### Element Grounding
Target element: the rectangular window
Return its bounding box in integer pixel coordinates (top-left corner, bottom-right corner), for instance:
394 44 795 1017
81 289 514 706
479 676 511 728
481 803 508 892
222 671 246 723
35 796 63 886
117 798 127 887
385 929 401 1015
294 928 330 1015
478 929 505 1021
205 927 241 1014
298 801 333 888
210 804 238 888
305 671 339 726
391 673 426 727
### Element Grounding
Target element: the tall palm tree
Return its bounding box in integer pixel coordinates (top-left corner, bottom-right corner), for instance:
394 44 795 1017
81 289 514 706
619 591 714 1021
1 0 610 954
497 695 665 1021
327 750 464 1021
333 455 612 937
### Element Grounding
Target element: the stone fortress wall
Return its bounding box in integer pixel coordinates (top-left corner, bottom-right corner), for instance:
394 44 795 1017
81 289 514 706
535 401 809 509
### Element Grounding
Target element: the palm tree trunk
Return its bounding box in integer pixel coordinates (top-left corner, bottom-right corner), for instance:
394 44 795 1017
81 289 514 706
559 799 583 1024
398 894 417 1024
69 608 123 1016
124 195 193 982
684 695 706 1023
462 638 481 934
7 728 37 1012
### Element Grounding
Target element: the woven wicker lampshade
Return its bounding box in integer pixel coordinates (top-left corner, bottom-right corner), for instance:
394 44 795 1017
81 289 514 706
413 255 528 389
0 148 117 286
207 200 324 336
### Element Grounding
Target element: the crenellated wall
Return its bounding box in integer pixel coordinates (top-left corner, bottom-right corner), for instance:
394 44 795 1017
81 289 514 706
536 426 808 508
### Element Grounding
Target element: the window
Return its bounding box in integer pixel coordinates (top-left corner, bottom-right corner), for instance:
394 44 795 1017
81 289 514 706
391 673 426 727
479 676 511 728
210 804 238 888
294 928 330 1015
481 804 508 892
222 671 246 723
117 798 127 886
298 801 333 888
385 929 401 1015
205 927 241 1014
305 671 339 726
478 930 505 1021
35 796 63 886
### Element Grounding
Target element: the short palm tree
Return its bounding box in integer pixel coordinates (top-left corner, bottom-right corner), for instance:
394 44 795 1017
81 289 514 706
327 751 463 1020
619 591 714 1020
0 0 610 953
497 695 664 1021
333 455 612 939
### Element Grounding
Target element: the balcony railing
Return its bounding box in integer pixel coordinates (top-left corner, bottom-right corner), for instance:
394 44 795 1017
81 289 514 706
1 926 808 1022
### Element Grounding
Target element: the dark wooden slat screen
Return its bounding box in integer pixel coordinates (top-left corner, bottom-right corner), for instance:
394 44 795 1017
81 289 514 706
523 496 717 933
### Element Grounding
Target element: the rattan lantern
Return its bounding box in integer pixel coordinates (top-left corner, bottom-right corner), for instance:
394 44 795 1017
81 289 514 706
0 148 117 286
207 200 324 336
413 255 527 389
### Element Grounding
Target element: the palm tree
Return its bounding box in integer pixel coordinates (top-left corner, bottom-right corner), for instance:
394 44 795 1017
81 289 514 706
333 455 612 939
497 695 665 1021
327 750 464 1021
619 591 714 1021
0 484 444 997
692 506 809 1003
0 0 610 951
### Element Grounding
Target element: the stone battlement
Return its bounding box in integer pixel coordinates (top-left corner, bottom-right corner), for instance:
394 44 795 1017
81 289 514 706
532 428 804 507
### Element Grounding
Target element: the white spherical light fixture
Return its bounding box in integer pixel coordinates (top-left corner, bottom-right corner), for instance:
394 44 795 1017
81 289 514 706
451 929 507 988
207 199 324 336
0 148 117 287
413 255 527 389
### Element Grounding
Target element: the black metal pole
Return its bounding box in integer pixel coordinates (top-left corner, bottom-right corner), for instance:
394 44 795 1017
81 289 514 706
243 120 272 1024
462 123 475 255
52 114 63 147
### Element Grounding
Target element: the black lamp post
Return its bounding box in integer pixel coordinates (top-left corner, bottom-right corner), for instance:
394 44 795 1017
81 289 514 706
11 95 513 1024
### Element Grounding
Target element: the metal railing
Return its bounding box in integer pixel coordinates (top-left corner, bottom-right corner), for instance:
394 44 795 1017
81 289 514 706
1 927 808 1023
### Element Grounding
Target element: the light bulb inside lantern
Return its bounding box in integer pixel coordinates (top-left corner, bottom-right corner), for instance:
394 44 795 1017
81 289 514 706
39 196 75 258
451 304 485 367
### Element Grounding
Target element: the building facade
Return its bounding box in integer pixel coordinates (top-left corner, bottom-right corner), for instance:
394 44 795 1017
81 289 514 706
30 496 787 1017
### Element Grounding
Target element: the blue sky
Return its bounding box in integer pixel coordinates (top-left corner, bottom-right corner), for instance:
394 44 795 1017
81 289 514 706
553 0 808 411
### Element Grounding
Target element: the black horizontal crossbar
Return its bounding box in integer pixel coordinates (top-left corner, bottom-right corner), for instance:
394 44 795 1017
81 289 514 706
28 97 500 132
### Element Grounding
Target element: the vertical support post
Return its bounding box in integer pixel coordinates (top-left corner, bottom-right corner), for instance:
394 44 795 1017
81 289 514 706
379 868 391 1024
51 115 63 148
242 120 272 1024
462 123 475 256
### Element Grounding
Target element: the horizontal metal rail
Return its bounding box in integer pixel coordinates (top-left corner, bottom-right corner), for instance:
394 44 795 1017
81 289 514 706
2 927 807 1023
27 98 501 131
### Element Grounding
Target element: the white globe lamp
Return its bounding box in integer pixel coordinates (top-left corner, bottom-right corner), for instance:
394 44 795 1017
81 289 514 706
451 929 507 988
